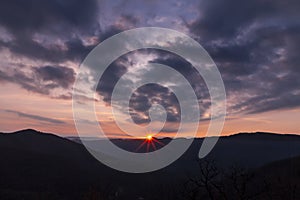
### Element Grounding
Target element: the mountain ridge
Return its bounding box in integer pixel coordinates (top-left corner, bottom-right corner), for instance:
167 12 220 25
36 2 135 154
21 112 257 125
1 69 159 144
3 128 300 139
1 129 300 199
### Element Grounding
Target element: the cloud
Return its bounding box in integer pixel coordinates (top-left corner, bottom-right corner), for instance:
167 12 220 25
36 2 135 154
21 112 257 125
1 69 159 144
111 14 140 30
1 0 300 124
129 83 181 124
230 71 300 114
5 110 65 124
95 50 182 124
0 0 99 63
188 0 299 41
34 65 75 89
96 57 128 103
0 65 75 97
95 49 210 124
184 0 300 115
0 0 98 35
0 32 96 63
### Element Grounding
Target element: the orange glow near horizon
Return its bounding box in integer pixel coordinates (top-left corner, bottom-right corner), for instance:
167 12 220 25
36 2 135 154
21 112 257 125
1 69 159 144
0 84 300 137
134 133 165 152
146 135 153 141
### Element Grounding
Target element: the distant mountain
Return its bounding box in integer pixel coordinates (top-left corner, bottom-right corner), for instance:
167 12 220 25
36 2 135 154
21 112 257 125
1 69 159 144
0 129 300 200
71 131 300 169
202 132 300 168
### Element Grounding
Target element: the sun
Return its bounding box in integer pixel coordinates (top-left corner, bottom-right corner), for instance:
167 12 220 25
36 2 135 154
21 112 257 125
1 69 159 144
146 135 153 141
135 133 165 152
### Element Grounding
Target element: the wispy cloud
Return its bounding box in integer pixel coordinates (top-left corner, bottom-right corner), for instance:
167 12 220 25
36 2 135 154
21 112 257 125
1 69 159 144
4 110 65 124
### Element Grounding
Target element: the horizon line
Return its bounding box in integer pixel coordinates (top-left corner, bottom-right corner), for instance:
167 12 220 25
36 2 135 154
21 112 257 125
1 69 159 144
1 128 300 140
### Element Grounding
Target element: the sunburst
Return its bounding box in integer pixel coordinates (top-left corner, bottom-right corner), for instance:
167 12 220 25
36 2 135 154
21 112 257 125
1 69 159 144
135 131 165 152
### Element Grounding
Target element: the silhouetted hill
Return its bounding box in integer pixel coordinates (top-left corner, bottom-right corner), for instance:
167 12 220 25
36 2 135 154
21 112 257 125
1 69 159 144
96 131 300 169
240 155 300 199
257 154 300 184
0 129 113 200
1 129 300 199
225 131 300 140
201 131 300 168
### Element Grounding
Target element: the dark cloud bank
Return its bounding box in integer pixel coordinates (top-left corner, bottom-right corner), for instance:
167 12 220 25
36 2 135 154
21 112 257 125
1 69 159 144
188 0 300 114
0 0 299 124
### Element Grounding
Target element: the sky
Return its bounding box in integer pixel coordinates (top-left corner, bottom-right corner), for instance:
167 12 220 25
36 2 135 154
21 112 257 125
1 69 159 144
0 0 299 137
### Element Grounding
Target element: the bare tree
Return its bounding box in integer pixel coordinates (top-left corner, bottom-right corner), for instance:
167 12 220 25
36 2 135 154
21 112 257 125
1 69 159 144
181 159 268 200
183 159 227 200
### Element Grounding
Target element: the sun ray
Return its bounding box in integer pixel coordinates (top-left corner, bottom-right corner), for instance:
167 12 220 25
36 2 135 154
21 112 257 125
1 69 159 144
135 130 166 152
135 139 148 152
